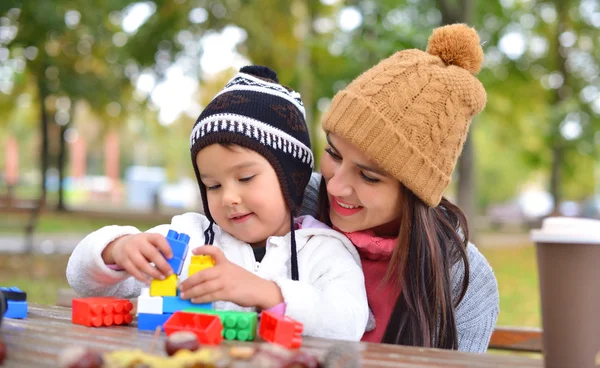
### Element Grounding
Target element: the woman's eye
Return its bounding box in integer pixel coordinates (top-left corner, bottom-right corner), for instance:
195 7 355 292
360 172 380 184
325 147 342 161
206 184 221 191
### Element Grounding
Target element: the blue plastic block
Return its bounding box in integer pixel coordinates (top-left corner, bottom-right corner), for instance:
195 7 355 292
1 286 27 301
165 230 190 275
5 300 27 319
137 313 172 331
167 256 184 275
163 296 212 314
166 230 190 260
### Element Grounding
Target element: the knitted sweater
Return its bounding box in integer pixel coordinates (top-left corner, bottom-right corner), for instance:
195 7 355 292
300 173 499 353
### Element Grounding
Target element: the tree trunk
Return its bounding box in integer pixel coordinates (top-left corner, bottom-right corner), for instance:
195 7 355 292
37 78 49 209
296 0 317 165
437 0 477 237
57 122 69 211
548 0 569 214
24 75 50 252
457 133 475 224
549 145 562 215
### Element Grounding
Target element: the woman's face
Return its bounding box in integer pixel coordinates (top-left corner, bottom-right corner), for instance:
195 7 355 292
320 133 403 236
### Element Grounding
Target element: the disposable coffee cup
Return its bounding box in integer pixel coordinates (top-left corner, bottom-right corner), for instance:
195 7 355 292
531 217 600 368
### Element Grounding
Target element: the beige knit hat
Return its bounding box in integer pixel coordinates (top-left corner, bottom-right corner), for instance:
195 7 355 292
322 24 487 207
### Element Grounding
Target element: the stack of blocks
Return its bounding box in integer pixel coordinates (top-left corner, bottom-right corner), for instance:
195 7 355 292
137 229 295 347
137 230 215 331
1 286 27 319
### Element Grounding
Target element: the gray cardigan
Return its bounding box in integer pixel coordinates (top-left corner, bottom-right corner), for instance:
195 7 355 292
300 173 499 353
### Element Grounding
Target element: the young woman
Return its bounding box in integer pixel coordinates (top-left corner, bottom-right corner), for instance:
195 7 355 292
301 24 499 353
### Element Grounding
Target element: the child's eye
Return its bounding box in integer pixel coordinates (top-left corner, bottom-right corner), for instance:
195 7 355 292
206 184 221 191
239 175 255 183
325 147 342 161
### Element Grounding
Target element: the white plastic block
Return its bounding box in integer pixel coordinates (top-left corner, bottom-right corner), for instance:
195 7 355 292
137 287 163 315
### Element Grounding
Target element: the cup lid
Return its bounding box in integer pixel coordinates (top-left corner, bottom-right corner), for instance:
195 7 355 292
531 217 600 244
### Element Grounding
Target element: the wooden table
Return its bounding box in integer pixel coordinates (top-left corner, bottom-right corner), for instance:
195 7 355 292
0 304 543 367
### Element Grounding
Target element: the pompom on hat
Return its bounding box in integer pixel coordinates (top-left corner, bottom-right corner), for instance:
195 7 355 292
322 23 487 207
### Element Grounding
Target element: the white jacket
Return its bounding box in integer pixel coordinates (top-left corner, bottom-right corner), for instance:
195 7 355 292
66 213 369 341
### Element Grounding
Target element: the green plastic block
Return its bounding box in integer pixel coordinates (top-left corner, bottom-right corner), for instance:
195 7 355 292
183 308 257 341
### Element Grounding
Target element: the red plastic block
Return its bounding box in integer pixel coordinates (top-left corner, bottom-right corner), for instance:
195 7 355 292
259 311 303 349
163 311 223 345
72 297 134 327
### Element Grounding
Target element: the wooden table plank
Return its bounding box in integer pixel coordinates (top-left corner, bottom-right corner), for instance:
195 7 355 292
0 304 543 368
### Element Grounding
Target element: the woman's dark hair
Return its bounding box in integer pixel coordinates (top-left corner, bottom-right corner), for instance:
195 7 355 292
317 178 470 349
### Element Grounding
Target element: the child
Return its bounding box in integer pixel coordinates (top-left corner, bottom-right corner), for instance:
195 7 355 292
66 66 369 341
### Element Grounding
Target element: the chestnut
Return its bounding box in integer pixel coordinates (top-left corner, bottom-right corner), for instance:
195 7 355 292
228 346 256 360
165 331 200 356
58 346 103 368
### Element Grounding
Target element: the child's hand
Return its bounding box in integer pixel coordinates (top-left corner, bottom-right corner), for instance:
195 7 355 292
179 246 283 309
107 233 174 283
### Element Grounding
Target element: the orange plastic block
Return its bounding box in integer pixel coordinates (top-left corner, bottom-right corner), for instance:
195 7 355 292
188 255 215 277
72 297 134 327
163 311 223 345
259 311 303 348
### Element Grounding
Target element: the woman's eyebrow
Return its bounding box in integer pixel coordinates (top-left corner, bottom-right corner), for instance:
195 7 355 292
357 163 386 176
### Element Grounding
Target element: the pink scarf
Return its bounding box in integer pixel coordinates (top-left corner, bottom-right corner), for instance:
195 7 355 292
335 227 397 261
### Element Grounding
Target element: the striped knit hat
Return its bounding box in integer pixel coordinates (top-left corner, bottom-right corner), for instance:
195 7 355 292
190 66 313 280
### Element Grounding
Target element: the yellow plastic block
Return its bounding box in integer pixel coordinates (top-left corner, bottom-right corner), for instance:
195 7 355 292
150 274 177 296
188 255 215 277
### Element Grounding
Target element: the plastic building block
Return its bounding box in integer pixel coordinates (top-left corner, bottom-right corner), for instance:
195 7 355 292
163 311 223 345
137 312 172 331
184 308 257 341
163 296 195 313
5 300 27 319
1 287 27 301
137 288 163 315
259 311 303 348
150 274 177 297
188 255 215 277
72 297 134 327
165 230 190 275
162 296 212 314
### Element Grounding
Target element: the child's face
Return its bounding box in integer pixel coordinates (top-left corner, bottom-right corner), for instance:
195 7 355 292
196 144 291 247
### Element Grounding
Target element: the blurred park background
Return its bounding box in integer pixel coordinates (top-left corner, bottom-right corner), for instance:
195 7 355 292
1 0 600 336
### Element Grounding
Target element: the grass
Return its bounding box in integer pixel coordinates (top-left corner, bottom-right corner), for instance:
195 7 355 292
480 245 541 328
0 253 70 305
1 211 167 234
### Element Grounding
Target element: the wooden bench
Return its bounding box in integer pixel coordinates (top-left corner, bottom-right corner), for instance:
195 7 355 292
57 288 543 353
489 326 542 353
0 196 41 252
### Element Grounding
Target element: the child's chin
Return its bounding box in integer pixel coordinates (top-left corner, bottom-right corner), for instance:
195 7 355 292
234 232 267 245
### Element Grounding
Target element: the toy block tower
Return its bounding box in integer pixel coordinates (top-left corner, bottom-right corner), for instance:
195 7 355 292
138 230 214 332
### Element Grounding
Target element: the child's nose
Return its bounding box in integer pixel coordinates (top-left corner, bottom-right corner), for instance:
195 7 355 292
222 187 241 206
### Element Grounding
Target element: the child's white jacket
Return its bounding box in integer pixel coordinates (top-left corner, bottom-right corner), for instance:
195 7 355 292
66 213 368 341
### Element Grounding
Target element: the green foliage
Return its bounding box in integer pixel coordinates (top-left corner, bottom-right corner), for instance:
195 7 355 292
1 0 599 211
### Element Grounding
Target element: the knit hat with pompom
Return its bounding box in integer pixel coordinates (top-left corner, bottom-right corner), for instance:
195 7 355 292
322 24 487 207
